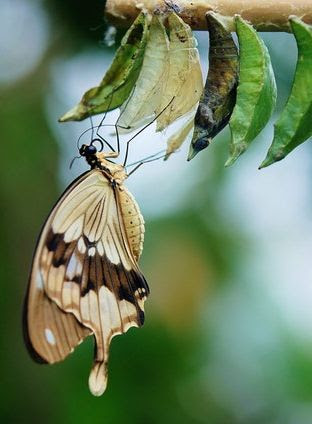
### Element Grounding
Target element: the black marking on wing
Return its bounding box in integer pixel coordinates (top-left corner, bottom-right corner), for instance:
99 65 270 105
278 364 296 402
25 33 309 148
131 269 150 296
46 230 76 268
127 268 148 326
83 235 96 247
46 230 63 252
89 253 97 288
81 280 96 297
52 239 73 267
118 283 135 304
111 261 147 326
72 275 81 284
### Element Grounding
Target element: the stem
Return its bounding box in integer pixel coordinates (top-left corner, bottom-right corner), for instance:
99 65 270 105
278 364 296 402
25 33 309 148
105 0 312 32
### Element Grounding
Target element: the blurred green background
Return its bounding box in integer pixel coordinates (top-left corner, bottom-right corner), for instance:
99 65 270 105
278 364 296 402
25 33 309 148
2 1 312 423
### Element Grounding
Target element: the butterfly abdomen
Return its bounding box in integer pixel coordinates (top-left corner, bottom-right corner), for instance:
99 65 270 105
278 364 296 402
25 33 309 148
118 188 145 262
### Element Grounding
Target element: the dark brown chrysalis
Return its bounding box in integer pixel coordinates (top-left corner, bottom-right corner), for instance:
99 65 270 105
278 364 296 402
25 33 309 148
188 12 239 160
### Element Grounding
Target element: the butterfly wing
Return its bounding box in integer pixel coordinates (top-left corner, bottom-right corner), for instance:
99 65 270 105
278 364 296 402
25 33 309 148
24 169 148 396
24 171 95 365
23 270 92 364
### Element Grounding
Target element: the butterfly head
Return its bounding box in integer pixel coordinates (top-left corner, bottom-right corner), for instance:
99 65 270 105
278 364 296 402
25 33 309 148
80 143 126 184
79 144 97 157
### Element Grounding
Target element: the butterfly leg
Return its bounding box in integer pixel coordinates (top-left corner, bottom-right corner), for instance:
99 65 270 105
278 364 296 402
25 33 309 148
123 98 175 166
127 152 168 177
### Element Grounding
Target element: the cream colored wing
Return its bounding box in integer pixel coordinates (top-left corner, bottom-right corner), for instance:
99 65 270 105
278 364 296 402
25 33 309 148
24 169 149 396
23 267 91 364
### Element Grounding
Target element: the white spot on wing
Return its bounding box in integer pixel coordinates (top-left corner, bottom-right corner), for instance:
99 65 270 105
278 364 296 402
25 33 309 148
66 252 78 279
134 289 146 310
35 271 44 289
78 237 86 254
44 328 56 345
89 247 96 256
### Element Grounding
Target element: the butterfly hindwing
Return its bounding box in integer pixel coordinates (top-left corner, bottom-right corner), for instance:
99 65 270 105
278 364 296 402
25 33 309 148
24 169 148 396
23 276 91 364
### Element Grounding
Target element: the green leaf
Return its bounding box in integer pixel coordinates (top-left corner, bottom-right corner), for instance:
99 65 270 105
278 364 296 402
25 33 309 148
117 16 169 132
165 117 194 160
156 12 203 131
188 12 239 161
260 17 312 168
59 12 150 122
225 15 277 167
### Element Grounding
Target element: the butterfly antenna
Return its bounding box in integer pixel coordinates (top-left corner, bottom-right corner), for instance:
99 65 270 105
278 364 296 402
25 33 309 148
77 126 91 150
95 92 124 155
77 125 117 153
109 85 138 155
89 114 95 142
90 138 105 152
123 97 175 167
96 92 114 138
116 85 136 124
69 155 81 169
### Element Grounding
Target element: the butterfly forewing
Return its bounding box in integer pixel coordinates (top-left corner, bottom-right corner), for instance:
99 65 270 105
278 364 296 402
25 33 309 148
24 169 148 396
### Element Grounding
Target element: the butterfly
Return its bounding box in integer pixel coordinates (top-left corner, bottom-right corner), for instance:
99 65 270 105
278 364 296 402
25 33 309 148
23 142 149 396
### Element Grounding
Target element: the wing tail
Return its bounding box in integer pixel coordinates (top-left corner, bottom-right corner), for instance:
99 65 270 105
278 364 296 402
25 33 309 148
89 359 108 396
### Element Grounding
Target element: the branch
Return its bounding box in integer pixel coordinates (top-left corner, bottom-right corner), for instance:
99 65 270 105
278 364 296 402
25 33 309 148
105 0 312 31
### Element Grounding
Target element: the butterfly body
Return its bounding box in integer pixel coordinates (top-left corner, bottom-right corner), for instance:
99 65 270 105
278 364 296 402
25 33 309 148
82 146 145 260
24 144 148 396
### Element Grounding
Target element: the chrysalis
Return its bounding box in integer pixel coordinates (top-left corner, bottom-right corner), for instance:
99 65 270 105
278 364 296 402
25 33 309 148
188 12 238 160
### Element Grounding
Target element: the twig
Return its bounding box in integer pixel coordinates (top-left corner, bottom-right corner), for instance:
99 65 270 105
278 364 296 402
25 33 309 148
105 0 312 32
